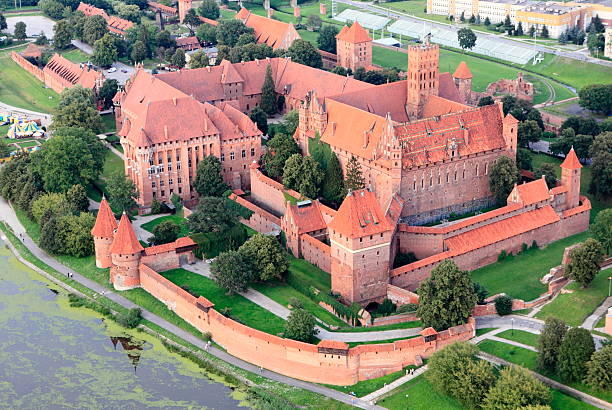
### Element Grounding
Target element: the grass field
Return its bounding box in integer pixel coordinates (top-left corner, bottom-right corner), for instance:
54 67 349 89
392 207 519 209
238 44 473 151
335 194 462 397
58 47 90 64
160 268 287 335
378 372 464 409
535 269 612 327
0 46 59 113
325 365 418 398
496 329 540 347
141 214 191 237
100 114 116 133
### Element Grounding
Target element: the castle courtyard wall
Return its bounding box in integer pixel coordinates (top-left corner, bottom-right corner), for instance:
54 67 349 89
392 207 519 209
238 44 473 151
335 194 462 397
300 233 331 273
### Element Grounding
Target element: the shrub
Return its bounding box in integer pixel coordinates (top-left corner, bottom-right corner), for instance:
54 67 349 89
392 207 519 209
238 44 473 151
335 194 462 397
521 242 529 253
115 308 142 328
397 303 418 314
288 297 303 309
376 298 397 316
495 295 513 315
531 240 539 249
498 250 508 261
202 331 212 342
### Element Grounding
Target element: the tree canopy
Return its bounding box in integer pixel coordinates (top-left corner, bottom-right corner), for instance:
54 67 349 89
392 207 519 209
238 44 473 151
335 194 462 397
457 27 477 51
83 15 107 45
189 50 210 69
578 84 612 115
282 154 324 199
260 65 277 116
588 132 612 200
489 156 520 204
198 0 220 19
591 208 611 254
239 234 289 281
193 156 228 197
286 39 322 68
210 249 256 294
584 345 612 391
483 366 550 409
537 317 568 373
317 25 339 53
53 19 73 49
187 196 240 234
262 133 300 180
566 238 604 287
534 163 557 188
345 155 365 192
53 86 102 133
106 173 139 213
557 327 595 382
283 308 317 342
216 20 253 47
150 220 180 245
92 33 118 68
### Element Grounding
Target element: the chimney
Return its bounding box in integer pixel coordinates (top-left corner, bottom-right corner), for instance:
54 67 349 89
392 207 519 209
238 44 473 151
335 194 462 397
172 97 177 106
463 127 469 145
330 122 336 135
363 130 369 148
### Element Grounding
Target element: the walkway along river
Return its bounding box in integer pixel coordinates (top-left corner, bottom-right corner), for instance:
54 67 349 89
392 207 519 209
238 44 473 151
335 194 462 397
0 237 244 409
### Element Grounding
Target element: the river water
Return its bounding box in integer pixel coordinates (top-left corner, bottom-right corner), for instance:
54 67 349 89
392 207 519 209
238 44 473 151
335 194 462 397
0 238 245 410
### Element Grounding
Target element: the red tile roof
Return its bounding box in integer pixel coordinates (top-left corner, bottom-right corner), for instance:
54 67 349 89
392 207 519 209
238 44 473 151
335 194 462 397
318 340 349 350
107 15 134 34
77 2 109 19
44 53 103 90
110 213 144 255
445 205 560 255
21 43 43 59
235 8 300 50
438 72 463 104
91 198 117 237
143 237 196 256
286 201 327 234
148 1 177 15
421 327 437 336
508 177 550 206
198 16 219 26
176 36 200 48
336 21 371 43
453 61 472 79
562 196 591 218
560 147 582 170
328 189 393 238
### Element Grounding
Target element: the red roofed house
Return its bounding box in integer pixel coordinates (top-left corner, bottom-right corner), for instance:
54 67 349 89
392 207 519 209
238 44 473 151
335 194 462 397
176 36 201 51
77 2 133 37
235 7 301 50
335 21 372 71
43 53 104 94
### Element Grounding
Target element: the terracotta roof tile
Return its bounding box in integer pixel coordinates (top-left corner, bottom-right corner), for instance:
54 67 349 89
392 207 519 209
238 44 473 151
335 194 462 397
44 53 103 89
550 185 568 195
285 201 326 234
91 198 117 237
21 43 43 59
77 2 109 19
391 251 451 276
421 327 437 336
508 177 550 206
453 61 472 79
235 8 300 50
560 147 582 170
438 72 463 104
328 189 393 238
110 213 144 255
336 21 371 43
198 16 219 26
317 340 349 350
148 1 177 14
562 196 591 217
176 36 200 47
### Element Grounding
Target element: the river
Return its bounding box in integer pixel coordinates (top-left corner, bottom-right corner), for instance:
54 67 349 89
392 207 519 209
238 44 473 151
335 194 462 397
0 238 245 409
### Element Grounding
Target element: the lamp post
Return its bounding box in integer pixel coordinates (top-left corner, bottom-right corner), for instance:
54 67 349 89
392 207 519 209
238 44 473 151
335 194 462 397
511 318 514 336
608 276 611 298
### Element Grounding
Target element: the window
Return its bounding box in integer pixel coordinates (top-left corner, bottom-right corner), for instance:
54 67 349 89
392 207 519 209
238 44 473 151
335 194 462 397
251 148 255 156
241 149 246 158
152 181 156 188
178 177 182 184
230 152 235 160
178 187 182 194
161 190 165 197
168 164 172 171
160 180 165 187
169 178 173 185
220 153 225 162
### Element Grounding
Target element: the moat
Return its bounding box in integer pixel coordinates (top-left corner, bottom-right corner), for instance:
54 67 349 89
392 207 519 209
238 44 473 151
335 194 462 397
0 238 243 409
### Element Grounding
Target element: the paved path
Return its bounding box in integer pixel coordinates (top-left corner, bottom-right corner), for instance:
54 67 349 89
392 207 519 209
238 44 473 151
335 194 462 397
362 365 428 403
0 198 381 410
582 297 612 330
131 213 171 243
488 335 538 352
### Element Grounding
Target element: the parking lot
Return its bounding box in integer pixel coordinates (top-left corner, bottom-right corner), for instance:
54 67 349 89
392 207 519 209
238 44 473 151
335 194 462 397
6 15 56 39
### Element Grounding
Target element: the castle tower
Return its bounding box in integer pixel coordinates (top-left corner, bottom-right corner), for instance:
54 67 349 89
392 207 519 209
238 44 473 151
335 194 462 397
560 147 582 209
452 61 472 104
335 22 372 71
110 213 144 291
178 0 191 23
328 189 394 305
501 110 518 156
91 197 118 268
406 36 439 119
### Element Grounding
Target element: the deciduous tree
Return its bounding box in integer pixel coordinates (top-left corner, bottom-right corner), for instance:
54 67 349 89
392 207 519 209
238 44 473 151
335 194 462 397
579 84 612 115
262 133 300 179
66 184 90 213
557 327 595 382
130 40 147 63
239 233 288 281
287 39 322 68
198 0 220 19
171 48 186 68
457 27 477 51
189 50 209 68
534 163 557 188
210 249 256 294
282 154 324 199
566 238 604 287
53 86 102 133
61 212 96 257
187 196 240 234
98 79 118 109
14 21 26 40
150 220 180 245
183 9 201 35
483 366 550 409
216 19 253 47
489 155 520 204
284 308 317 342
196 23 217 45
83 15 107 45
249 107 268 134
317 24 338 53
193 156 228 197
584 345 612 391
53 18 73 49
591 208 611 254
517 148 533 170
106 173 139 213
92 33 118 68
416 260 477 330
518 119 542 147
537 317 568 372
31 192 71 225
588 132 612 200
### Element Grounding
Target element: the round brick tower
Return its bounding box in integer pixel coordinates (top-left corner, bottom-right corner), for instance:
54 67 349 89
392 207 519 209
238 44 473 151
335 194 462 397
109 212 144 291
91 197 118 268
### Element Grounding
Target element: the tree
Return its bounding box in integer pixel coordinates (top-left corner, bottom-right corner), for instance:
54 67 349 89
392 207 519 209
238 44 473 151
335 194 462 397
249 107 268 135
534 163 557 188
529 26 535 37
489 156 519 204
210 250 256 294
130 40 147 63
518 119 542 147
92 33 118 68
31 135 100 193
287 39 322 68
53 86 102 133
183 9 201 35
588 132 612 200
40 0 66 19
504 14 512 28
484 16 490 26
13 21 26 40
66 184 90 213
284 308 317 342
494 295 513 315
516 21 524 36
457 27 476 51
262 134 300 180
53 19 73 50
484 366 550 409
322 152 346 205
187 196 240 234
517 148 533 170
317 24 338 53
584 345 612 391
61 212 96 257
150 220 180 245
541 25 549 38
566 238 604 288
106 174 139 213
0 138 11 158
114 3 141 23
416 260 477 330
427 342 496 408
260 65 277 116
216 19 253 47
562 116 601 137
0 12 6 32
193 156 228 197
345 155 365 192
557 327 595 382
196 23 217 45
189 50 209 69
35 31 49 45
460 11 465 22
591 208 612 255
40 214 67 254
171 48 186 68
83 15 107 45
239 233 289 281
578 84 612 115
98 79 118 110
537 317 568 373
282 154 324 199
478 96 494 106
306 14 322 31
31 192 71 225
198 0 220 19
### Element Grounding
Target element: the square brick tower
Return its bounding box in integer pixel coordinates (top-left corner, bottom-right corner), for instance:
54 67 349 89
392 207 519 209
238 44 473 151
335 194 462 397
406 36 439 119
329 190 394 305
178 0 191 23
560 147 582 209
335 22 372 71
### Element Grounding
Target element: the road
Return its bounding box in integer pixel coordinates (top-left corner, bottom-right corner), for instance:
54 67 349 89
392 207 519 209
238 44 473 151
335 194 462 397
337 0 612 68
71 40 137 85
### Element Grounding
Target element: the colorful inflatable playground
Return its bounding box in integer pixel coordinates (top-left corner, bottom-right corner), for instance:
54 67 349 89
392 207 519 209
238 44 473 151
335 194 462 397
1 112 45 159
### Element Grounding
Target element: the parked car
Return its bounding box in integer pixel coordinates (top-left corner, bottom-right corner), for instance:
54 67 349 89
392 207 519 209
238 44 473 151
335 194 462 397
107 67 117 73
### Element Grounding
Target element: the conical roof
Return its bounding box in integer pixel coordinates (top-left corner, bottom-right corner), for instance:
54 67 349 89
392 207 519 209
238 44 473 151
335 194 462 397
91 198 118 237
560 147 582 170
328 189 393 238
110 213 144 255
453 61 472 79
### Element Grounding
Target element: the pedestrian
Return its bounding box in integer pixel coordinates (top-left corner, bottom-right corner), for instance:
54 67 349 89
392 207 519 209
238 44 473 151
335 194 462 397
259 366 263 373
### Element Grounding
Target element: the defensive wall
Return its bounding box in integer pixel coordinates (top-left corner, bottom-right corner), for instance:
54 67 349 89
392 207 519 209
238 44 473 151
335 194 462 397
300 233 331 273
138 263 475 385
11 52 44 82
229 193 280 234
249 163 301 216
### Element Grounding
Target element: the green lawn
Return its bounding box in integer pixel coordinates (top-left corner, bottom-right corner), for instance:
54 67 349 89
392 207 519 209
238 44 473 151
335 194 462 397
550 389 597 410
141 214 190 237
15 139 39 148
0 47 59 113
325 365 418 398
475 327 496 337
535 269 612 327
528 54 612 91
58 47 90 64
160 268 287 335
470 231 589 301
496 329 539 347
88 147 124 201
378 372 464 410
100 113 116 133
288 256 332 293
